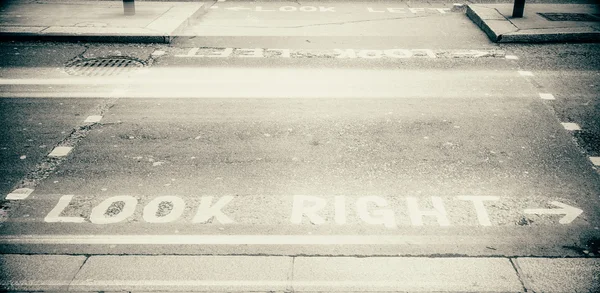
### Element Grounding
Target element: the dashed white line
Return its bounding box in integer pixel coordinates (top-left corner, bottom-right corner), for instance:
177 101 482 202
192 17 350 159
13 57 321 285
152 50 166 57
539 93 555 100
5 188 34 200
47 146 73 158
505 55 519 60
84 115 103 123
518 71 534 76
561 123 581 131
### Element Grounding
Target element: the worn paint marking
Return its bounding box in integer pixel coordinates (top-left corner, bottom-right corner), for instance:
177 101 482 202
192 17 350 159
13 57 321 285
539 93 555 100
5 188 34 200
47 146 73 158
561 123 581 131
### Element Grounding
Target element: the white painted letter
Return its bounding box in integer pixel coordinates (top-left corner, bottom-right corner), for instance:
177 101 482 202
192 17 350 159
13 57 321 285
334 196 346 225
290 195 326 225
320 7 335 12
456 196 499 226
280 6 297 12
44 195 85 223
384 49 413 58
335 49 357 59
90 196 138 225
408 8 425 13
356 196 397 228
387 8 406 13
237 48 264 58
255 6 275 12
406 196 450 226
206 48 233 58
193 196 235 224
367 7 385 13
186 48 199 56
357 50 383 59
300 6 317 12
266 48 291 58
143 196 186 223
411 49 437 58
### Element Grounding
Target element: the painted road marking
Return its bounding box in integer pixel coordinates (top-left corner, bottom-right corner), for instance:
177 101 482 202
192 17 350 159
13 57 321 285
590 157 600 166
47 146 73 158
45 195 85 223
518 71 534 76
174 48 506 59
5 188 34 200
539 93 555 100
42 195 583 226
45 195 236 225
505 55 519 60
151 50 166 57
523 201 583 224
84 115 103 123
0 234 502 245
561 123 581 131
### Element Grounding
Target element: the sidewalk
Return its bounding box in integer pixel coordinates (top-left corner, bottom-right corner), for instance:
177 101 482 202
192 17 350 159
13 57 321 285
1 254 599 292
0 1 206 43
468 3 600 42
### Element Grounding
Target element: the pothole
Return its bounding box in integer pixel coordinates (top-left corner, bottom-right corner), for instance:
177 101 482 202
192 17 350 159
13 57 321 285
65 56 145 77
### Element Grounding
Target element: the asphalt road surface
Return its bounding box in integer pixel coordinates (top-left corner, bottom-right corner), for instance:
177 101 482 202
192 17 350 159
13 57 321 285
0 1 599 291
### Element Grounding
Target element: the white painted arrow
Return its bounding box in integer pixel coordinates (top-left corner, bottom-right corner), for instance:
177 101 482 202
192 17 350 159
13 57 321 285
225 6 251 11
452 50 491 58
524 201 583 224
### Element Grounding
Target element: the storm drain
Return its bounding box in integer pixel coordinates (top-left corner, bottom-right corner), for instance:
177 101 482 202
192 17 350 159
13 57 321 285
538 13 600 22
65 57 145 77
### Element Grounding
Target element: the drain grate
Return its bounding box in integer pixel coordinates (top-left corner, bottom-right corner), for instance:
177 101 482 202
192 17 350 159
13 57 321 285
65 57 145 77
538 13 600 22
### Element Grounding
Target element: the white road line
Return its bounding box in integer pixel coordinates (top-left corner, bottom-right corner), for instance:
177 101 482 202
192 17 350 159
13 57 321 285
590 157 600 166
561 123 581 131
0 234 495 245
151 50 166 57
84 115 103 123
518 71 534 76
5 188 34 200
505 55 519 60
539 93 555 100
47 146 73 158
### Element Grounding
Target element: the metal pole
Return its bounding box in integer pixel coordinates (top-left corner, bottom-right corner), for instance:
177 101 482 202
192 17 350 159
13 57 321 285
512 0 525 18
123 0 135 16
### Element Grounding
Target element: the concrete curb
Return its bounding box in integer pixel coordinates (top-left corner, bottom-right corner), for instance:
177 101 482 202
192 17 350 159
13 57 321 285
1 254 599 292
467 4 600 43
0 2 206 43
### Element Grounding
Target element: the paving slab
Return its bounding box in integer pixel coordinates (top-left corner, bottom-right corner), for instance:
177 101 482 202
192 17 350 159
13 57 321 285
0 1 206 43
516 257 600 293
467 4 600 43
292 257 523 292
0 254 86 292
70 255 292 291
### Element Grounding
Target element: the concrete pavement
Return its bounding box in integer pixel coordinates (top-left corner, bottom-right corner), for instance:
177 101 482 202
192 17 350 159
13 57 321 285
1 254 599 292
0 0 206 43
468 3 600 42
